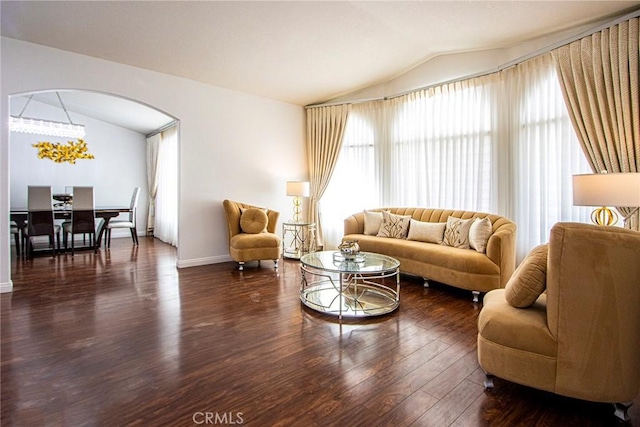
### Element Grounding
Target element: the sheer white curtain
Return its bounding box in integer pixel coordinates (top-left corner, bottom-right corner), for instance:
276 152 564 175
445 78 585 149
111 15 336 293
506 54 591 259
146 133 160 234
388 76 497 210
154 125 178 246
322 53 591 260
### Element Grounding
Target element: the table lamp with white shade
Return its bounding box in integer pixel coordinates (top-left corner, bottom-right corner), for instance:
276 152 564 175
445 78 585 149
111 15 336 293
286 181 310 223
572 172 640 226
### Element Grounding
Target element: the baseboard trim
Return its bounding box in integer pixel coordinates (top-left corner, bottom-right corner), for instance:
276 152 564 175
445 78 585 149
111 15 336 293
176 254 232 269
0 280 14 293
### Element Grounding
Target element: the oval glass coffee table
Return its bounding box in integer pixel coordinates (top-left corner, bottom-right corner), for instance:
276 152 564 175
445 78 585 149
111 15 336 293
300 251 400 318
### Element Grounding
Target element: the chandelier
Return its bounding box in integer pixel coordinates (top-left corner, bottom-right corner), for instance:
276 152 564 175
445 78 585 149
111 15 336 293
10 92 85 139
32 139 95 164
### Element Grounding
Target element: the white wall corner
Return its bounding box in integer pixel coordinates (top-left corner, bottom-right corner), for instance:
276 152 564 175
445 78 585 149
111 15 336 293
176 254 233 269
0 280 14 293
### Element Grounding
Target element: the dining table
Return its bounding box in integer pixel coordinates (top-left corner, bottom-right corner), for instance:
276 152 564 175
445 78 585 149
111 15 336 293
10 206 132 250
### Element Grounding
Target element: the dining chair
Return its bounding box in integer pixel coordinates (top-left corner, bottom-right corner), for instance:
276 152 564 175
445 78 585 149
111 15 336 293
63 186 97 255
25 185 60 258
10 221 22 258
106 187 141 248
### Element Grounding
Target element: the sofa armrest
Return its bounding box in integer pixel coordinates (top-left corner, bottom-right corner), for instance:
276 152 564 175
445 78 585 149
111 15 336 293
486 223 517 288
344 212 365 235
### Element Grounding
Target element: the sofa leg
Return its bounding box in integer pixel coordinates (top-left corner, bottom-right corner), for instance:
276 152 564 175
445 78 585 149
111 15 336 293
613 402 632 422
472 291 480 303
484 374 494 390
238 262 244 271
423 278 430 288
273 260 279 270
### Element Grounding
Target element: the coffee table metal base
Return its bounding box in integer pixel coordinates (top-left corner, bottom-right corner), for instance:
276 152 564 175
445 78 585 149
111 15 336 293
300 270 399 318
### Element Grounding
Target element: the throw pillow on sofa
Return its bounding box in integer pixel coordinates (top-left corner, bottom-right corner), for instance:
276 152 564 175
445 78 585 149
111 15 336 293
469 217 493 253
377 211 411 239
240 208 268 234
407 219 446 244
442 216 473 249
504 244 548 308
364 210 385 235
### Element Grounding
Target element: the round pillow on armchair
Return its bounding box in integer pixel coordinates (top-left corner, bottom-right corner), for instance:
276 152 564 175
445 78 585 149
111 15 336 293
240 208 268 234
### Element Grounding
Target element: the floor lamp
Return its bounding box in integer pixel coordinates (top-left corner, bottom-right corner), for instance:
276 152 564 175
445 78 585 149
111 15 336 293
573 173 640 226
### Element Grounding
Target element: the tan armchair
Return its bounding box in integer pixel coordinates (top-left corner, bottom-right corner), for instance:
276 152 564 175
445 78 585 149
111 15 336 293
478 222 640 421
223 200 281 271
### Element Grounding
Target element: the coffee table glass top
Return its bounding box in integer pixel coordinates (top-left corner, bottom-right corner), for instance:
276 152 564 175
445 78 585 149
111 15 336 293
300 251 400 274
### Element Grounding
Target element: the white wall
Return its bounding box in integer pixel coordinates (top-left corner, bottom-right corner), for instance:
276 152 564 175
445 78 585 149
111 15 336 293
1 37 306 292
9 99 148 238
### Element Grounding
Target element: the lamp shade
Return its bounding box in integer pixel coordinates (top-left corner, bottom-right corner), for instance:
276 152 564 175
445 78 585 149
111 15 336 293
286 181 310 197
573 173 640 207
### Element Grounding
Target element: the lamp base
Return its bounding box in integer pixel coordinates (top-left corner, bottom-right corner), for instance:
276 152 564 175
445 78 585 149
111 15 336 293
591 206 618 226
292 196 302 223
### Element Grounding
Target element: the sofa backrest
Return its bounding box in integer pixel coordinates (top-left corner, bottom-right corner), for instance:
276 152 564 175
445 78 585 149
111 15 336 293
223 199 280 239
344 207 514 235
546 222 640 401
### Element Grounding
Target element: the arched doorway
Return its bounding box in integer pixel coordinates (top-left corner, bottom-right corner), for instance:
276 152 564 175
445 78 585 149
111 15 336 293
7 89 179 287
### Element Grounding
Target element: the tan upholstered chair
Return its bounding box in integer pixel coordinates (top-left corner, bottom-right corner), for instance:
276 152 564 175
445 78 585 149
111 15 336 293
478 222 640 421
223 200 281 271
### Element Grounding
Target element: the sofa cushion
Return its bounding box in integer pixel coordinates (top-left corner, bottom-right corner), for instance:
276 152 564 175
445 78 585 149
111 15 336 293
505 244 548 308
377 211 411 239
407 219 446 244
230 232 280 249
470 217 493 253
240 208 268 234
479 289 556 357
346 234 500 276
364 210 384 235
442 216 473 249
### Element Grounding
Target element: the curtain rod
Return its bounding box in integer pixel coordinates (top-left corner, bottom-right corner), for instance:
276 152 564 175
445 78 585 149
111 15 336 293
146 120 178 138
306 8 640 109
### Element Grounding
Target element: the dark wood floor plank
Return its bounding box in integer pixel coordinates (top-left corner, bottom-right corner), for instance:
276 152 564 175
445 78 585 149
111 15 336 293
413 379 486 426
420 348 480 399
2 236 638 426
373 389 439 427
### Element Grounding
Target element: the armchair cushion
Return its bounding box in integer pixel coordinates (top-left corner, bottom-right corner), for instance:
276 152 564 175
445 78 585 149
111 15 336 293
479 290 556 357
240 208 268 234
505 244 548 308
230 232 280 250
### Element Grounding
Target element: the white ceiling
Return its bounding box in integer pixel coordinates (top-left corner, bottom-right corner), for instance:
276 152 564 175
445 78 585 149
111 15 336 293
2 1 639 129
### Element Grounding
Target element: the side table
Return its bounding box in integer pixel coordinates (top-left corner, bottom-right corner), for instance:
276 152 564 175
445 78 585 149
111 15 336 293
282 221 316 259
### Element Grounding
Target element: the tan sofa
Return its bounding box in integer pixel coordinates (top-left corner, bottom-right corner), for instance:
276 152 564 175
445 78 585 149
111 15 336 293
343 208 517 301
477 222 640 421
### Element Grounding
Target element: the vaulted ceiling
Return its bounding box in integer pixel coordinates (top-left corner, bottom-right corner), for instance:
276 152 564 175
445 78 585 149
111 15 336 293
2 1 639 109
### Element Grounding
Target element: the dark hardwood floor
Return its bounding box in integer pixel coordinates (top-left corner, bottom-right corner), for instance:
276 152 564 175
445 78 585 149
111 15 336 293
2 237 638 426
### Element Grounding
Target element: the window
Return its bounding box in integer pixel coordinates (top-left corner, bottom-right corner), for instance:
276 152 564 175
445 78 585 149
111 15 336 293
322 53 591 260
